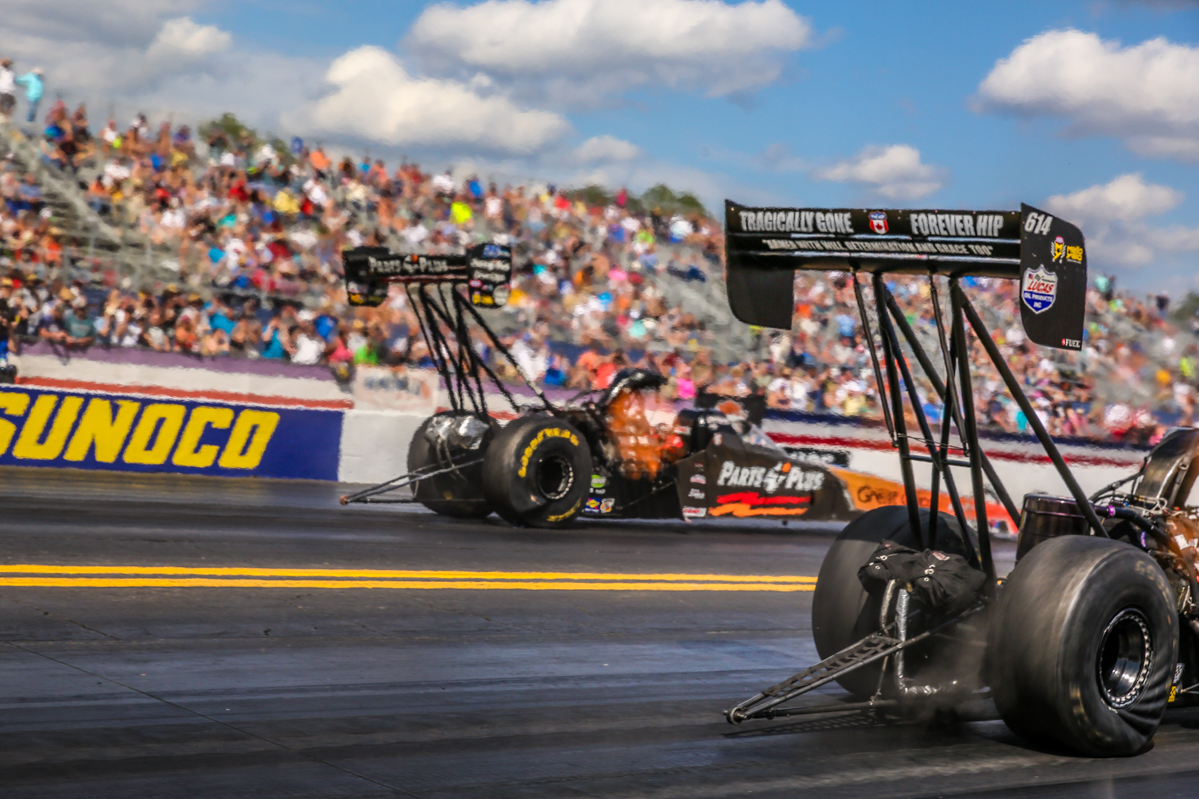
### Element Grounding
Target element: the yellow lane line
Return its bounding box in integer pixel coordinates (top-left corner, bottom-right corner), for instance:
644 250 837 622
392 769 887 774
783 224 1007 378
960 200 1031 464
0 565 817 584
0 577 816 592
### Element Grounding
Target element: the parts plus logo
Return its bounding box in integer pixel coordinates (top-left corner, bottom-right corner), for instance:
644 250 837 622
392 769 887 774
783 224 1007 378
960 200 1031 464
716 460 824 493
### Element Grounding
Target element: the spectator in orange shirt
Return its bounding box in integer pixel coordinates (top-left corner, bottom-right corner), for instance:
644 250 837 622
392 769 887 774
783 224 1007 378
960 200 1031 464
309 146 330 177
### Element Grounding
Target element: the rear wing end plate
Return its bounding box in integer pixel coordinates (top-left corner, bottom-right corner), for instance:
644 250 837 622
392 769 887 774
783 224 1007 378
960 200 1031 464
725 201 1087 351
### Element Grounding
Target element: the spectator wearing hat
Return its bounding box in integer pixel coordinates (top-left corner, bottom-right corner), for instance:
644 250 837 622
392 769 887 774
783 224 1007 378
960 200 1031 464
174 313 200 354
291 310 324 365
63 302 95 349
15 67 43 125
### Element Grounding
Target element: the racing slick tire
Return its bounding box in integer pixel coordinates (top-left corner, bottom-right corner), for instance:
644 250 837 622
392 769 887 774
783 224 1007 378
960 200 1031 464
408 414 493 519
482 415 592 528
987 535 1177 757
811 506 974 698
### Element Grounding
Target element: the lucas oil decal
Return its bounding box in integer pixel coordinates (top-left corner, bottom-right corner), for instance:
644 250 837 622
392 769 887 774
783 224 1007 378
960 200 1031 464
1021 266 1057 315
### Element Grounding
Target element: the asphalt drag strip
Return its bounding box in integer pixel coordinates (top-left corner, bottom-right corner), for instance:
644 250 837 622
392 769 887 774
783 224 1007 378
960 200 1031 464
2 467 1197 799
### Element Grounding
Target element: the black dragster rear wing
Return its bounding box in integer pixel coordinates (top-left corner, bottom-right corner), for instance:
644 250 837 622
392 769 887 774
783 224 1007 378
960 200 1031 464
725 201 1087 351
343 243 512 308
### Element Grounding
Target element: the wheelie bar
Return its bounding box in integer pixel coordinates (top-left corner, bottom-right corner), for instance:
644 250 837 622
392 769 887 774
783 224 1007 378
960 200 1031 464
725 609 973 724
725 633 903 724
339 457 485 505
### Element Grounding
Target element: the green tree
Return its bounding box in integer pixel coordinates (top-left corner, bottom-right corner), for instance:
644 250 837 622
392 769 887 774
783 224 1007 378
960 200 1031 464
269 136 295 167
1171 291 1199 326
568 184 614 207
198 113 260 150
637 184 710 217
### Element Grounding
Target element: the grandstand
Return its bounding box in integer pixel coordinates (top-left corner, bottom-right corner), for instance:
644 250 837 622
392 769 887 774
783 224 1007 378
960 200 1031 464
0 104 1195 445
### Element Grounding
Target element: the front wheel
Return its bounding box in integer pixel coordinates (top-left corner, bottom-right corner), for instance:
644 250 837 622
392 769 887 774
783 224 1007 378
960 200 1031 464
987 535 1178 756
482 415 592 528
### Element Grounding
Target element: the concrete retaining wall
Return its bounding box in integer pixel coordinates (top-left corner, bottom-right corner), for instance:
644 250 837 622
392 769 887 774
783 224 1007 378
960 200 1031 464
4 349 1152 505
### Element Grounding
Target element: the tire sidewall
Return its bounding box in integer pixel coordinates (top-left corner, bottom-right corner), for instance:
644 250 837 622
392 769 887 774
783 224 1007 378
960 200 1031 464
484 415 592 528
988 535 1177 756
1059 556 1177 755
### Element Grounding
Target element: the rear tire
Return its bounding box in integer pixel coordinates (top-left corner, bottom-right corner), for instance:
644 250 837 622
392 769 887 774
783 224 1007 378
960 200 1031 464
408 414 493 519
812 506 974 698
987 535 1177 756
482 415 592 528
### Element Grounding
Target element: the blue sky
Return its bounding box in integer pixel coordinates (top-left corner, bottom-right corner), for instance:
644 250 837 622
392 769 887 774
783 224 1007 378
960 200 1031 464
5 0 1197 290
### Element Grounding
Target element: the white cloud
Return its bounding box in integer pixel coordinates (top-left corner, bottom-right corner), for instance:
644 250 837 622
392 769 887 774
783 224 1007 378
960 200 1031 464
976 29 1199 161
0 13 232 98
0 1 726 213
128 50 324 132
1045 174 1199 268
1 0 202 47
1127 136 1199 161
146 16 231 62
286 46 571 155
1044 173 1183 223
814 144 944 200
574 135 640 163
407 0 812 104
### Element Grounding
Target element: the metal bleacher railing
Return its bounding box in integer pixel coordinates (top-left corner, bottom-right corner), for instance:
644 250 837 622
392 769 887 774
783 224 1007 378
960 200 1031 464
0 121 332 312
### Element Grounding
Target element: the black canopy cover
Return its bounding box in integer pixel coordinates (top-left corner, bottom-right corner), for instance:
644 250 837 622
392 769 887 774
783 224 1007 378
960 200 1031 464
724 201 1086 351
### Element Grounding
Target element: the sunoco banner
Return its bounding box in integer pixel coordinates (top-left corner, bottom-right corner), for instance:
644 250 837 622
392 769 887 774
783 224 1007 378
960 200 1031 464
0 387 341 480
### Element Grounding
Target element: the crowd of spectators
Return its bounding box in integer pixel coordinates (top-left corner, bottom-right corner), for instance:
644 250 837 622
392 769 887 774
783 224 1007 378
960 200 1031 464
0 96 1196 446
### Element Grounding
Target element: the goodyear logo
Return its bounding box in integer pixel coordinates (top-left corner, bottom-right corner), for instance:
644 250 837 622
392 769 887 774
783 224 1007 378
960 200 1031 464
546 497 583 523
0 389 343 480
518 427 579 478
